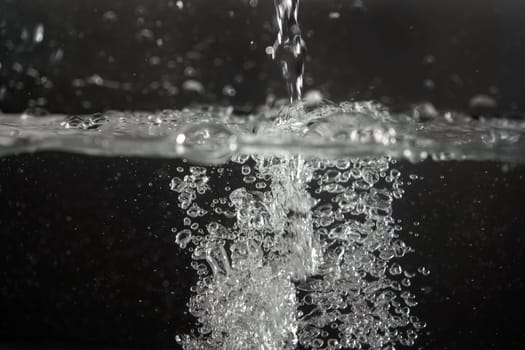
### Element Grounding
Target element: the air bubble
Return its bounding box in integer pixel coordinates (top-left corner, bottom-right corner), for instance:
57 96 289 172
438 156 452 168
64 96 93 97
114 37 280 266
175 122 238 164
241 165 251 175
176 229 192 248
389 262 403 276
417 266 431 276
222 84 236 97
170 177 186 192
243 175 257 184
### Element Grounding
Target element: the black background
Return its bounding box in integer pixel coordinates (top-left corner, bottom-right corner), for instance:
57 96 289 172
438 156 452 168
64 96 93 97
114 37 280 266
2 0 525 114
0 156 524 349
1 0 525 349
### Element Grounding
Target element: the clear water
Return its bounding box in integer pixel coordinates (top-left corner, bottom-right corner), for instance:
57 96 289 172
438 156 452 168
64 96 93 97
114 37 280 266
1 1 525 350
0 97 524 163
1 96 523 349
272 0 306 102
171 152 424 350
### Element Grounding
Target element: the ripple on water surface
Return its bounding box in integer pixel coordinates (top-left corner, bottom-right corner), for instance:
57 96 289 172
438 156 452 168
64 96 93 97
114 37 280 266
0 98 524 163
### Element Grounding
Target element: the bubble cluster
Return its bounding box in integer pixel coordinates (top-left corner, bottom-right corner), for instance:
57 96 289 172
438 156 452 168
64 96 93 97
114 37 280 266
171 131 425 349
169 166 210 210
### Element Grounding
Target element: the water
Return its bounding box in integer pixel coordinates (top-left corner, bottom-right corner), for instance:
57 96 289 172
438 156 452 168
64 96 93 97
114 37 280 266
2 96 522 349
0 98 524 163
166 4 425 345
272 0 306 102
1 1 525 349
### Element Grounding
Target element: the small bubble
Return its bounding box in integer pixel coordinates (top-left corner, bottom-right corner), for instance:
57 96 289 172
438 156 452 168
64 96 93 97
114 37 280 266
424 79 435 90
50 48 64 64
241 165 251 175
170 177 186 192
182 80 204 93
176 229 192 248
87 74 104 86
417 266 431 276
222 84 236 97
149 56 161 65
102 10 118 22
423 55 436 64
389 263 403 276
352 0 364 8
243 175 257 184
137 28 154 41
413 102 438 121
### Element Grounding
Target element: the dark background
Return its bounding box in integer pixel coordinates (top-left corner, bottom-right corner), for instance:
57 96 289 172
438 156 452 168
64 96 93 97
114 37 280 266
1 0 525 349
2 0 525 114
0 156 524 350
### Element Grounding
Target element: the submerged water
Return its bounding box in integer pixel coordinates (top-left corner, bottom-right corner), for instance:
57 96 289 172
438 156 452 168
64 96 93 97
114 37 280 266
0 97 522 350
172 153 424 350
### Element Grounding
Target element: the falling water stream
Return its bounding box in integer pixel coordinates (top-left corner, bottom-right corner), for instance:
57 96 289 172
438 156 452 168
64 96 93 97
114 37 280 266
272 0 306 102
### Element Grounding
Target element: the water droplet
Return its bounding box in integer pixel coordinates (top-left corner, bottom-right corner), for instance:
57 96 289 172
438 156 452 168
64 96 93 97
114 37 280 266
33 24 44 43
